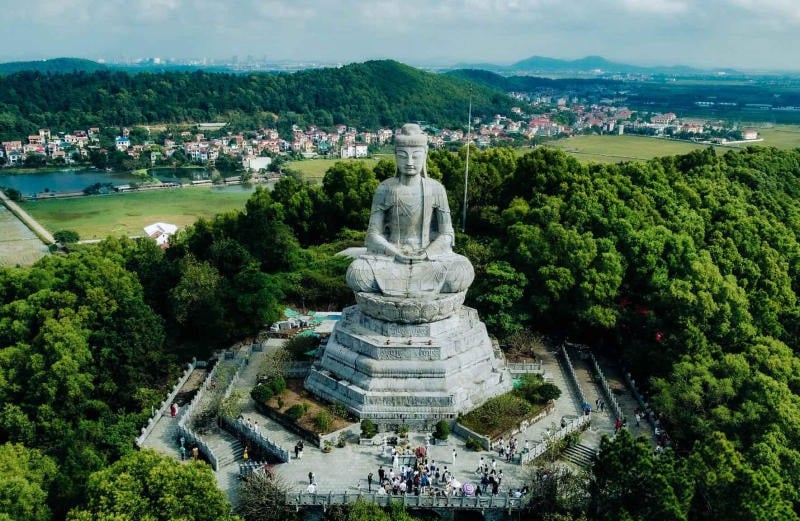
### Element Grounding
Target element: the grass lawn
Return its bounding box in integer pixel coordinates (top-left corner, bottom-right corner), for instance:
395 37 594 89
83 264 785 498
546 135 713 164
23 186 254 240
285 157 383 182
755 125 800 149
548 125 800 165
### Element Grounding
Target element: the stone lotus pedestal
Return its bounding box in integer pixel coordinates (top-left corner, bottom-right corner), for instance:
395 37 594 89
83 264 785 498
305 292 513 429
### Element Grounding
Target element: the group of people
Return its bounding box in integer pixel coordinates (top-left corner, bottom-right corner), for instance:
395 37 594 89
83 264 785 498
494 436 521 463
368 458 470 497
237 416 260 434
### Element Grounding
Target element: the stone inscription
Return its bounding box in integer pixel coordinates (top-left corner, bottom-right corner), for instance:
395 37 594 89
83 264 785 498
386 324 429 337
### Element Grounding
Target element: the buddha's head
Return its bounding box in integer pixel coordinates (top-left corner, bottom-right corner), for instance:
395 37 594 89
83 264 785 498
395 123 428 178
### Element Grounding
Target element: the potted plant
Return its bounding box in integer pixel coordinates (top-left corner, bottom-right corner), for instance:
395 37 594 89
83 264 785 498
322 440 333 453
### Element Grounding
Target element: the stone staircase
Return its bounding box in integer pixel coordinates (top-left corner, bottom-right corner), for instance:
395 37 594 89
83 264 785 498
561 442 596 468
210 428 244 468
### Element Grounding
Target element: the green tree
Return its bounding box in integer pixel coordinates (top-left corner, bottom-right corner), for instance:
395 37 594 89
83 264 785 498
588 430 692 521
236 471 295 521
67 450 239 521
321 161 378 234
0 443 58 521
53 230 80 244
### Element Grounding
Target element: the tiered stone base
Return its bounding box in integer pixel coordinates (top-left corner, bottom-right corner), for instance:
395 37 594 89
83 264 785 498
304 304 513 430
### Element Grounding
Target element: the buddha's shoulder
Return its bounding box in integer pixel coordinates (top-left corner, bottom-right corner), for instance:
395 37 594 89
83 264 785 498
422 177 447 194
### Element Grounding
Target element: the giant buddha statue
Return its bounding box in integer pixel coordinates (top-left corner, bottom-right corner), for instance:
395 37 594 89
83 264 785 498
345 124 474 322
305 123 513 426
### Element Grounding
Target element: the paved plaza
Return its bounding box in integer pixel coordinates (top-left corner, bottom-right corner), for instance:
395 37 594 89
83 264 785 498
140 336 651 507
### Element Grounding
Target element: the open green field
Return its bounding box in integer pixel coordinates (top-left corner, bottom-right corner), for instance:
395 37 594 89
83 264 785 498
284 157 388 182
754 125 800 149
23 186 254 240
546 135 713 163
548 125 800 164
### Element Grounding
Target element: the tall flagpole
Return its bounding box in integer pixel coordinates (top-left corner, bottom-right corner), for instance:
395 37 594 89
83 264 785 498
462 92 472 233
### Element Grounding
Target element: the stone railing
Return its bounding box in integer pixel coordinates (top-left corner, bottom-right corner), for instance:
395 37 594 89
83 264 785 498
505 361 545 375
519 414 590 465
286 491 527 510
623 370 671 444
587 353 623 421
564 341 623 421
136 362 195 447
559 343 587 408
221 416 290 463
175 359 228 470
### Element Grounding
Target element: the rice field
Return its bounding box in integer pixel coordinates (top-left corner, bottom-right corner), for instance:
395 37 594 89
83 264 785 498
0 205 48 266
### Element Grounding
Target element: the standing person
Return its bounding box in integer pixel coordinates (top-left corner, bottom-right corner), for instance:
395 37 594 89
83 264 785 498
309 471 315 485
243 446 249 462
452 448 457 465
368 472 373 492
170 403 178 418
378 466 385 482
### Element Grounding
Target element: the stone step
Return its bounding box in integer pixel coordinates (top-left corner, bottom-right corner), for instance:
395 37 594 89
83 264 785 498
561 443 596 468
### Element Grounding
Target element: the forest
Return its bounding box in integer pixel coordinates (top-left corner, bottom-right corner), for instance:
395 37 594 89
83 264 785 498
3 142 800 519
0 60 514 142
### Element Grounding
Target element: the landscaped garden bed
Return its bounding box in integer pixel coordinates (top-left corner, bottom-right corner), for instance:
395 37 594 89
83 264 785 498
250 377 355 445
458 374 560 439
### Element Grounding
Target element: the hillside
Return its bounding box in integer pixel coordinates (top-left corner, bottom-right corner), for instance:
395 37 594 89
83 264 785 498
0 57 108 75
0 60 515 140
445 68 619 92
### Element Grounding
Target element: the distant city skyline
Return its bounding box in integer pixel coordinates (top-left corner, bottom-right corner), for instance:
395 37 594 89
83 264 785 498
1 0 798 71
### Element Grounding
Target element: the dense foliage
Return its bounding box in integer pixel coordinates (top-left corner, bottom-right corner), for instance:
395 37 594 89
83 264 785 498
428 145 800 519
5 134 800 518
0 60 515 141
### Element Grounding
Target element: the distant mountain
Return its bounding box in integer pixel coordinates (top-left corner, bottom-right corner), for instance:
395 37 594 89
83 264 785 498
453 55 739 77
445 69 620 93
0 57 108 75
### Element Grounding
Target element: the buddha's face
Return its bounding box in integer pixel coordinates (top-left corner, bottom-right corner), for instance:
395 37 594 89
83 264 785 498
395 145 427 178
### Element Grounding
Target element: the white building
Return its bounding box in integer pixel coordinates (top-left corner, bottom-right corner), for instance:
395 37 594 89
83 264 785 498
144 222 178 248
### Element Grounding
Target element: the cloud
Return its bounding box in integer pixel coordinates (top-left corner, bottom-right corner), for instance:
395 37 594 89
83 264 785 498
619 0 688 15
0 0 797 69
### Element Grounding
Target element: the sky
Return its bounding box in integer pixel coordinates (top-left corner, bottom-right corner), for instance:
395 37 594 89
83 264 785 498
1 0 798 71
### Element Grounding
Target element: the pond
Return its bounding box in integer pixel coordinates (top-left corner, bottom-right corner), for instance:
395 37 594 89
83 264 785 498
0 169 142 197
0 167 244 197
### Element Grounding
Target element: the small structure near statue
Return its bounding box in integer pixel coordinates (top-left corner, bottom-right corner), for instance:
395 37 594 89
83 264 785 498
305 124 512 429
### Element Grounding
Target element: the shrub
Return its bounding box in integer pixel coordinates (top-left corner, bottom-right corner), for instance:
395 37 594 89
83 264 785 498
361 419 378 439
277 397 285 409
397 425 409 438
53 230 80 244
434 420 450 441
250 384 274 404
269 376 286 395
285 335 320 360
459 394 533 436
285 404 305 421
301 402 311 413
313 412 332 433
538 383 562 402
328 401 350 420
465 437 483 451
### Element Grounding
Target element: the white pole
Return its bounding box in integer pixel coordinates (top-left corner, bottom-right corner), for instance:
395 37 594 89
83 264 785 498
462 94 472 233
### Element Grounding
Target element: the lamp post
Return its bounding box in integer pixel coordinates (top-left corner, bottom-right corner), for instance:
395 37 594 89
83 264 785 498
462 93 472 233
